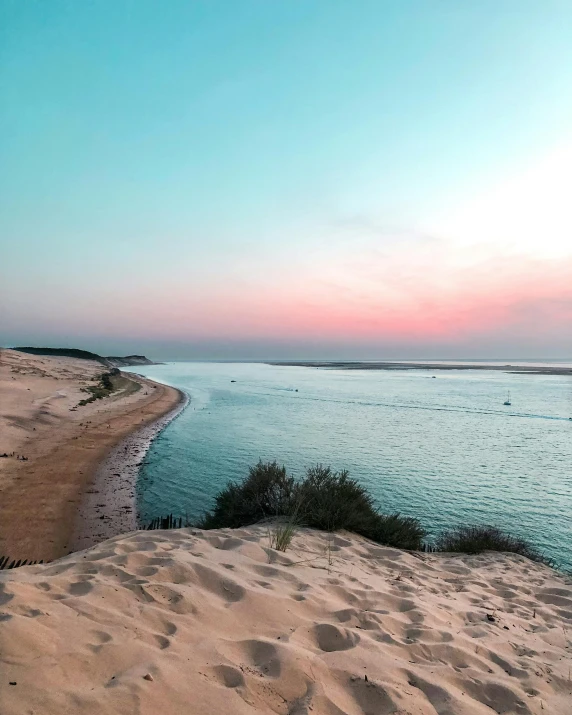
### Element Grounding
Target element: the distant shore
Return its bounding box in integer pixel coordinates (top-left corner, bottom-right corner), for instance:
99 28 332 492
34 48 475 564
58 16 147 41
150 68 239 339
0 349 183 562
270 361 572 376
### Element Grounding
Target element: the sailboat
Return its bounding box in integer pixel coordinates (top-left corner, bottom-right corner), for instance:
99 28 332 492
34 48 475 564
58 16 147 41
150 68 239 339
503 390 511 406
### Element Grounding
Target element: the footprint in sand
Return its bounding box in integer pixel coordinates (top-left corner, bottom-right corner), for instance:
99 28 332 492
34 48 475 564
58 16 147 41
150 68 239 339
153 634 171 650
0 587 15 606
312 623 360 652
67 580 94 596
220 639 281 678
193 563 246 603
460 679 533 714
87 630 113 653
404 626 453 644
349 676 400 715
210 664 245 688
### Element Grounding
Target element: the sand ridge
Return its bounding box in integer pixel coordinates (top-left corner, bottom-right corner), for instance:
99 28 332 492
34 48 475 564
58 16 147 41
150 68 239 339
0 349 182 562
1 525 570 714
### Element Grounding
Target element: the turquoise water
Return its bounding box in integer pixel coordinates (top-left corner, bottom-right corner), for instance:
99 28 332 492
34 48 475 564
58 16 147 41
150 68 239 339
127 362 572 569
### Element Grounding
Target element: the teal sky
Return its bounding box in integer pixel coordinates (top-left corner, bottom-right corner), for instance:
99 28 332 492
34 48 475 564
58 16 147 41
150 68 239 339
2 1 572 359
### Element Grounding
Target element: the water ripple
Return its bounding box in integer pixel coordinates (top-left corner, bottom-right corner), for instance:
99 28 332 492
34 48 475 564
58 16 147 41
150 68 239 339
130 363 572 570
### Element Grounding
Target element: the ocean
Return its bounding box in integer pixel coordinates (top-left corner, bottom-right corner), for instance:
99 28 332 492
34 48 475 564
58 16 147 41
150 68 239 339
125 362 572 570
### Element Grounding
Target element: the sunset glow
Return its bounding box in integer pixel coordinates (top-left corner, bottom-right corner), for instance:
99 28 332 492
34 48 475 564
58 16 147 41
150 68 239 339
1 2 571 358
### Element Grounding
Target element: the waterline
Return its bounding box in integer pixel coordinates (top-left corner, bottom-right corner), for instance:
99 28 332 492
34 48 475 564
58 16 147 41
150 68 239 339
126 362 572 569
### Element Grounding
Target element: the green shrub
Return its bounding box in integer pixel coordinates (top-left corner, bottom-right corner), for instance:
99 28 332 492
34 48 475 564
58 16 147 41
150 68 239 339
198 461 427 551
76 371 117 407
295 465 378 534
198 461 296 529
367 513 425 551
435 525 552 565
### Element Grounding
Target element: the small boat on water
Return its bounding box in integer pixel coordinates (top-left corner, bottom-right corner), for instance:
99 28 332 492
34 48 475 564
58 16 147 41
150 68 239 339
503 390 511 406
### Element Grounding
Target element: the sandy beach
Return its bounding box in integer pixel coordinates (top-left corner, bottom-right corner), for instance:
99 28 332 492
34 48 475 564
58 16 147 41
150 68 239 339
0 525 570 715
0 349 183 563
1 349 571 715
71 389 189 554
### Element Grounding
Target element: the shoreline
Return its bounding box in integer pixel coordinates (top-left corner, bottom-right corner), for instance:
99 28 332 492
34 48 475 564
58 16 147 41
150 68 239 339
71 384 189 552
270 360 572 376
0 349 185 563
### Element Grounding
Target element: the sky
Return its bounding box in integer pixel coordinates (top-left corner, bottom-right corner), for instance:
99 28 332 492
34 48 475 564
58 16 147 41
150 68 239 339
1 0 571 360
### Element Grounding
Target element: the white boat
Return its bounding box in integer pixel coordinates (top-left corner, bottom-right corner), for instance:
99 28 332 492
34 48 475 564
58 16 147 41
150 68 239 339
503 390 511 406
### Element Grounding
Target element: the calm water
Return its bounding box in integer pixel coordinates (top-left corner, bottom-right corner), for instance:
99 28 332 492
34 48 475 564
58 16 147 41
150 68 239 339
126 362 572 569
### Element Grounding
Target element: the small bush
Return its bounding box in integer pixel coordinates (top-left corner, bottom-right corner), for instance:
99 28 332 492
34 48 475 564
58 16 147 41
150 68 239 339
435 525 552 565
367 513 425 551
295 465 378 534
76 371 117 407
198 461 296 529
198 461 427 551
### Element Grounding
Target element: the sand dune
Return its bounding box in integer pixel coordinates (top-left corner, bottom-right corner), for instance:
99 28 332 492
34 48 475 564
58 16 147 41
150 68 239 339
0 349 182 561
1 526 570 714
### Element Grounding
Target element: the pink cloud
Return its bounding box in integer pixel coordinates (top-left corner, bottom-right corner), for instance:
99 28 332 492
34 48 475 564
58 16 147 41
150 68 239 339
96 248 572 349
11 239 568 353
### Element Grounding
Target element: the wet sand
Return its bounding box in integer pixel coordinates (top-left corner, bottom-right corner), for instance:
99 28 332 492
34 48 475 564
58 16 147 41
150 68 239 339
71 388 189 552
0 349 183 562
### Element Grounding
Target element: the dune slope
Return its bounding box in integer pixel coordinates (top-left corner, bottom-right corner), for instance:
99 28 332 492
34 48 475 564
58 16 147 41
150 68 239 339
1 526 571 715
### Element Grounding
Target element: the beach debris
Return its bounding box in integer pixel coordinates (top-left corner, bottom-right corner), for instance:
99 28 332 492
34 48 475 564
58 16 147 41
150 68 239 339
486 613 496 623
143 673 154 681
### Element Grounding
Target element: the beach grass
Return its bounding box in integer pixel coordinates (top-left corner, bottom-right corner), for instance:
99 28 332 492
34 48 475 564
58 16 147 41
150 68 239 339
267 519 298 552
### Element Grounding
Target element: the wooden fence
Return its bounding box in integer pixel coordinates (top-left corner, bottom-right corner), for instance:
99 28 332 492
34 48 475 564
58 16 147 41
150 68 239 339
146 514 184 530
0 556 45 570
